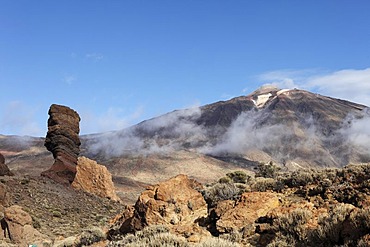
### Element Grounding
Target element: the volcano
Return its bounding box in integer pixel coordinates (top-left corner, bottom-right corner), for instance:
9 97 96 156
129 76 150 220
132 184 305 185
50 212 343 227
86 86 369 170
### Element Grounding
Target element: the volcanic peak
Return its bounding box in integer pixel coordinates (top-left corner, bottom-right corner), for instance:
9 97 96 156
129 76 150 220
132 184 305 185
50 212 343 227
246 85 293 108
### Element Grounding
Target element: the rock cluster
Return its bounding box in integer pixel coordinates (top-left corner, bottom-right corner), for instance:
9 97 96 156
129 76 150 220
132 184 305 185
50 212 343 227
72 156 120 201
0 153 13 176
42 104 81 185
109 174 210 242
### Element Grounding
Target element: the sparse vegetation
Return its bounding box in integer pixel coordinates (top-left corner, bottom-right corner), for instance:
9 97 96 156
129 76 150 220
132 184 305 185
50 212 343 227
202 182 243 207
108 225 189 247
75 227 106 247
226 171 250 184
255 161 281 178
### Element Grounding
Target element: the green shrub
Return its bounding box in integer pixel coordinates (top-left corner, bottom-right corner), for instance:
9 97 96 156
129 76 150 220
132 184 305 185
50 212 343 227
219 176 232 184
255 161 280 178
251 177 276 192
226 171 249 184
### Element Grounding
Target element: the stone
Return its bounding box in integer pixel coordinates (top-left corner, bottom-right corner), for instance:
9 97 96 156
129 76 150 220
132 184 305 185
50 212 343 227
0 153 13 176
112 174 210 242
42 104 81 185
215 192 280 233
72 156 120 201
3 205 49 245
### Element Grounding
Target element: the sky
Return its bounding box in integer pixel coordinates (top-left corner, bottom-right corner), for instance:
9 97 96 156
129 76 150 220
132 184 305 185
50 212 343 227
1 0 370 137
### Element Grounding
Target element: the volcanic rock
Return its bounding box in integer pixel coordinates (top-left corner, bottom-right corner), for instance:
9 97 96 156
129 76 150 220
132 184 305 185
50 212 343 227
0 153 13 176
3 205 50 246
72 156 120 201
112 174 210 242
42 104 81 185
214 192 280 233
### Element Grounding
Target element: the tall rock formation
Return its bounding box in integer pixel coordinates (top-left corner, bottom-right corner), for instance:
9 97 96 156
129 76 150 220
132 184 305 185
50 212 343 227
42 104 81 185
0 153 13 176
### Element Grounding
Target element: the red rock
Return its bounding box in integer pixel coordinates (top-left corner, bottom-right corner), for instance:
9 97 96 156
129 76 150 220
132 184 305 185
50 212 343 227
112 174 210 242
72 156 120 201
42 104 80 185
215 192 280 233
0 152 13 176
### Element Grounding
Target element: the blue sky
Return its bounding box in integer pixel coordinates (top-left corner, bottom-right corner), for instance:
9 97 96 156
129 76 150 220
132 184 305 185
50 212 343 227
1 0 370 136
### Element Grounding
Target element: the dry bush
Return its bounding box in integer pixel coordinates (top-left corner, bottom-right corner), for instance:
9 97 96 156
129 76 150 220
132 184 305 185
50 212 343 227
197 237 240 247
75 227 106 247
107 225 189 247
250 177 276 192
267 232 296 247
309 204 354 246
271 208 312 244
202 182 242 207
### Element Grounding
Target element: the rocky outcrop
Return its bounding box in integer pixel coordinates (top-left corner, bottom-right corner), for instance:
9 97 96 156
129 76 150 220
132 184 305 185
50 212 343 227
0 153 13 176
3 205 50 246
72 156 120 201
213 192 280 233
42 104 81 185
110 174 210 242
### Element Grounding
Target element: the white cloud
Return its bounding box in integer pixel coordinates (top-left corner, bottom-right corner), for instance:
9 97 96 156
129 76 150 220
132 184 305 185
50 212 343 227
86 53 104 61
257 68 370 106
80 106 144 134
0 101 43 136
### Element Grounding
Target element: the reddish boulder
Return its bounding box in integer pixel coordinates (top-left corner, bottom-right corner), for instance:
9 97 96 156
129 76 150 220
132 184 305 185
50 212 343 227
72 156 120 201
215 192 280 233
0 153 13 176
42 104 81 185
111 174 210 242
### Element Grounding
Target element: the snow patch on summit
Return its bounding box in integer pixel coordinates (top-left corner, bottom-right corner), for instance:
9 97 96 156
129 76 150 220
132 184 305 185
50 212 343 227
253 93 273 108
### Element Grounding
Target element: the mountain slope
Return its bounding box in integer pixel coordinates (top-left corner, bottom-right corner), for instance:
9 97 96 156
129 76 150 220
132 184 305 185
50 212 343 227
86 86 369 169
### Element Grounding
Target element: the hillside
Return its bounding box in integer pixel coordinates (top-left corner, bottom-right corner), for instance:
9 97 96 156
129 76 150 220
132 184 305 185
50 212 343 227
86 86 369 170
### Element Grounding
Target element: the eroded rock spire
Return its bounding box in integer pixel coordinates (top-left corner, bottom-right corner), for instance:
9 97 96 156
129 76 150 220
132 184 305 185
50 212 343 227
42 104 81 185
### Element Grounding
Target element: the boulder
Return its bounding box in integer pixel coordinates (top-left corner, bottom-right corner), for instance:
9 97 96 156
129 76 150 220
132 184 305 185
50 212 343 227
42 104 81 185
215 192 280 233
72 156 120 201
3 205 49 245
112 174 210 242
0 153 13 176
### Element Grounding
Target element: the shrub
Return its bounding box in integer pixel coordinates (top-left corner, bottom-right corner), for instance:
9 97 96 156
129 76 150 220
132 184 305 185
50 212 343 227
309 203 354 246
255 161 280 178
272 208 312 243
251 177 276 192
226 171 249 184
108 225 189 247
219 176 232 184
267 232 296 247
202 182 242 207
75 227 106 247
197 237 240 247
